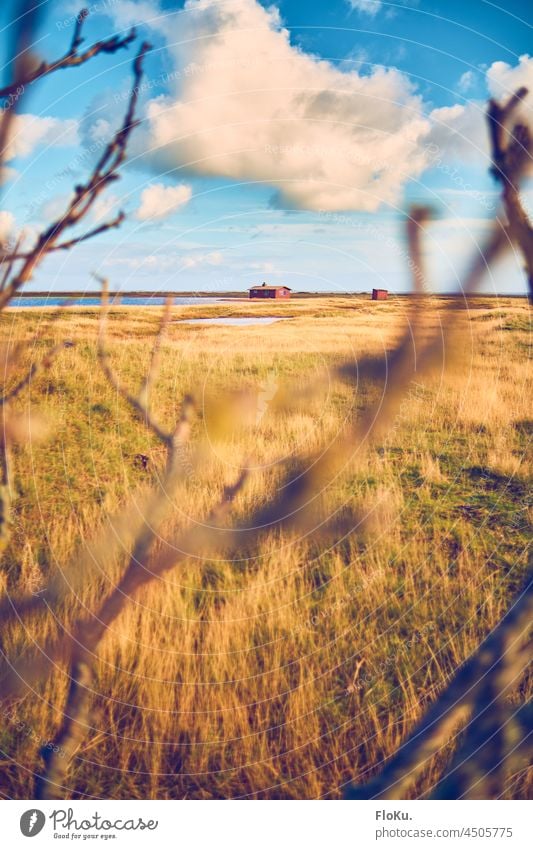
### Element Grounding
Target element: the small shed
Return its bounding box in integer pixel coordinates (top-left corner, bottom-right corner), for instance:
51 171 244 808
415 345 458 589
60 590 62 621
249 282 291 300
372 288 388 301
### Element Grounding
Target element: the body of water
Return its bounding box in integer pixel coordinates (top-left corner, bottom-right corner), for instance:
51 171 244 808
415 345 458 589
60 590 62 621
175 317 289 326
9 297 222 308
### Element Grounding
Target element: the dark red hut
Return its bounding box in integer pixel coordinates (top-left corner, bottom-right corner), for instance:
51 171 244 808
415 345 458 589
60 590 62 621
249 283 291 300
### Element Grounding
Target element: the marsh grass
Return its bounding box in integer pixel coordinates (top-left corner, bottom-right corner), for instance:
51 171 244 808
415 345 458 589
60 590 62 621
0 296 531 799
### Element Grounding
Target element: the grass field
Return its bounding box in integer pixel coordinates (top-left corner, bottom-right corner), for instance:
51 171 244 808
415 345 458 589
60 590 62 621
0 295 531 799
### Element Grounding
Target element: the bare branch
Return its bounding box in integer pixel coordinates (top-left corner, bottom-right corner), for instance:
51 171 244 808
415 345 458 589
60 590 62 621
345 583 533 799
0 432 11 557
97 278 173 446
3 213 126 261
0 340 74 407
0 10 136 102
487 87 533 300
0 299 75 555
487 87 529 181
0 40 150 312
0 233 23 289
34 455 246 799
406 206 432 295
139 296 173 409
34 286 197 797
0 3 41 192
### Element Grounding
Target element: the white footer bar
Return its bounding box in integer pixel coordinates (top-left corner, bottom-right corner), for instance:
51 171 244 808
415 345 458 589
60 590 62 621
3 800 531 848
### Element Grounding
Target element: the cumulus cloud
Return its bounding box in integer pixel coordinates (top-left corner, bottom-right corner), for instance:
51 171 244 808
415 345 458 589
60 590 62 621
486 53 533 136
4 114 78 161
135 0 430 212
425 102 489 162
0 212 37 250
427 55 533 164
135 182 192 221
96 1 532 208
487 54 533 102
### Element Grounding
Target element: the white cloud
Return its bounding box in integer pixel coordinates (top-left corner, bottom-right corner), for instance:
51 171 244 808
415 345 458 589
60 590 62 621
457 70 476 93
346 0 419 17
135 0 430 212
104 248 223 273
486 53 533 133
106 253 179 272
4 114 78 161
426 102 489 162
91 194 121 224
99 1 532 208
135 182 192 221
249 260 275 273
486 54 533 102
88 0 168 34
427 55 533 164
347 0 383 15
182 250 224 268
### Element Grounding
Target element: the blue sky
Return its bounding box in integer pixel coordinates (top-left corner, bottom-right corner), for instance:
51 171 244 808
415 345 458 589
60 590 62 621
1 0 532 293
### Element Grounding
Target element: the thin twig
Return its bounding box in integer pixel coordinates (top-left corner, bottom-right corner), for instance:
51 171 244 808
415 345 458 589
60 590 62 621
0 10 136 101
0 340 73 407
97 278 173 446
139 296 173 409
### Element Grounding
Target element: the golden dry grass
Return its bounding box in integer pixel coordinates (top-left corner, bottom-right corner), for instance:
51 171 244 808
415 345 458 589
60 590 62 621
0 295 531 799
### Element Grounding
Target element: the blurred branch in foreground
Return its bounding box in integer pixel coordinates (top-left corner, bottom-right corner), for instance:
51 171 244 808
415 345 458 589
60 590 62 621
487 87 533 301
345 581 532 799
0 8 148 562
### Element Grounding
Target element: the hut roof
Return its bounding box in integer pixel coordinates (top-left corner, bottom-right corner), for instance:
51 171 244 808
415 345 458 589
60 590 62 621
248 283 291 291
